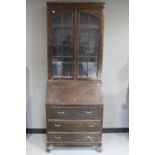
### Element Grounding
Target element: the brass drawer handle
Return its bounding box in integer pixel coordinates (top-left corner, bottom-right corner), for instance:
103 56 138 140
88 123 95 128
85 110 93 114
57 111 64 115
54 123 61 127
87 136 94 139
54 136 61 140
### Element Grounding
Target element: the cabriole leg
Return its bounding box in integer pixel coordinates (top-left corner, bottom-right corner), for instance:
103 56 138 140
95 144 103 152
46 143 53 152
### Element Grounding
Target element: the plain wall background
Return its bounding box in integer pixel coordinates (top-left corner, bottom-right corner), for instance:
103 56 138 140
26 0 129 128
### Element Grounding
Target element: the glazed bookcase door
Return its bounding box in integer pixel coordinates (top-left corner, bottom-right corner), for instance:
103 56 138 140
48 9 75 79
77 9 102 80
48 7 103 80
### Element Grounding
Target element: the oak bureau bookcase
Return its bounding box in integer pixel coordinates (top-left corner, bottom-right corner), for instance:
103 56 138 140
46 2 105 152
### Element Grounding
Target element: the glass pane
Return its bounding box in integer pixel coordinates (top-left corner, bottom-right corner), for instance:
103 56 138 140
63 27 72 36
90 16 99 27
52 27 62 36
63 36 72 45
62 63 72 77
89 36 98 46
52 46 62 56
52 57 62 62
52 63 62 77
89 46 98 56
88 61 97 77
80 28 89 36
80 36 89 45
79 45 89 56
52 15 62 25
80 13 89 26
52 57 62 77
89 57 97 62
79 63 88 77
63 46 72 56
63 13 72 25
52 62 62 77
89 28 98 36
52 36 62 45
63 57 72 62
79 57 88 62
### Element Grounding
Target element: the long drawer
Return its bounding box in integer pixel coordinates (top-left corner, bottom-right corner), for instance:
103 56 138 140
47 132 101 143
47 120 101 132
46 105 102 119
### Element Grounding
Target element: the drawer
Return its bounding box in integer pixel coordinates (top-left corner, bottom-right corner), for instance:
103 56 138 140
47 132 101 143
47 120 102 132
46 105 102 119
